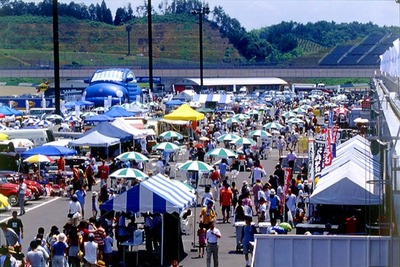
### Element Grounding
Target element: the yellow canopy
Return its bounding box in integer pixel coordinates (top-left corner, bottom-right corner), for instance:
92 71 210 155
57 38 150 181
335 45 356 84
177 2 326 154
164 104 205 121
0 133 7 141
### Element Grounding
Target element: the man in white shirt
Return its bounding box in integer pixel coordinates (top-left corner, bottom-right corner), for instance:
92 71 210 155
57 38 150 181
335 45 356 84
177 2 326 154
17 177 27 216
285 188 297 224
84 233 98 266
206 220 221 267
251 164 266 184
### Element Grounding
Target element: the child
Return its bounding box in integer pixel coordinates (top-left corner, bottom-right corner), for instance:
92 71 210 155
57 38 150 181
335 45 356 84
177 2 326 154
197 225 206 258
92 192 99 218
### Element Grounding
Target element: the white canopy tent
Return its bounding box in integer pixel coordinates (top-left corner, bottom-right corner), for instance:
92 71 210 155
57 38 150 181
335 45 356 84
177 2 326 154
111 118 147 138
68 131 120 147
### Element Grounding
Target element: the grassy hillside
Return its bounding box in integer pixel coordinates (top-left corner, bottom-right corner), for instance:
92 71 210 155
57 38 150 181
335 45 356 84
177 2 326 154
0 15 243 68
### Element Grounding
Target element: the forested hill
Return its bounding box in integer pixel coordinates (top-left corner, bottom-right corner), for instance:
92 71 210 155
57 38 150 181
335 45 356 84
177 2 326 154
0 0 398 66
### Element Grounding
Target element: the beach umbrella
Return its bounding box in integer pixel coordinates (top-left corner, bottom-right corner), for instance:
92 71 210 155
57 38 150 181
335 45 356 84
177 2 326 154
116 151 149 162
299 99 311 105
67 111 83 117
247 110 260 116
178 160 213 172
282 111 296 118
22 118 39 125
23 154 54 164
300 104 312 110
223 118 240 124
233 114 250 121
287 118 305 124
46 114 64 121
64 115 81 122
217 133 240 142
81 112 97 118
109 168 148 180
206 148 237 159
249 130 272 138
35 120 53 127
230 137 256 146
159 130 183 140
292 107 306 114
93 107 107 113
354 117 369 124
199 136 209 141
263 122 284 130
152 142 180 152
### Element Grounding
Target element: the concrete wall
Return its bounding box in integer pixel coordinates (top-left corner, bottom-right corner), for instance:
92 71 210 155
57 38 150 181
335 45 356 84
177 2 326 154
252 235 392 267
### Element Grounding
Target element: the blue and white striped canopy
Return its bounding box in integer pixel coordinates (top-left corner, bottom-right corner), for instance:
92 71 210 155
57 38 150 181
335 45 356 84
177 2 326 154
100 174 195 214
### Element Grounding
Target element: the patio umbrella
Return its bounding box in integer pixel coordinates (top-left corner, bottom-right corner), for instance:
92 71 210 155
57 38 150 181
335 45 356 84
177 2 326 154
263 122 284 130
35 120 53 127
247 110 259 116
93 107 107 113
152 142 180 152
116 151 149 162
22 118 39 125
199 136 209 141
178 160 213 172
217 133 240 142
46 114 64 121
205 148 237 159
249 130 272 138
109 168 148 180
282 111 296 118
287 118 305 124
292 107 306 114
300 104 312 110
230 137 256 146
21 145 77 157
223 118 240 124
159 131 183 140
23 154 54 164
64 115 81 122
0 124 9 130
81 112 98 118
233 114 250 121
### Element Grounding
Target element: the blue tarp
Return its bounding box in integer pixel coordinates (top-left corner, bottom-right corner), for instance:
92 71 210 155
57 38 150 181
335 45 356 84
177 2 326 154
80 122 133 143
64 100 94 108
104 106 135 118
21 145 77 157
165 100 184 106
0 106 23 116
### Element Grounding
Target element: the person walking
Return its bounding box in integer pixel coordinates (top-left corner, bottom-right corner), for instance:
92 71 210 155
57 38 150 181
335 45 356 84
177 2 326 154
17 177 26 216
98 160 110 188
206 220 221 267
241 216 257 267
219 182 233 223
51 233 68 267
75 184 87 219
68 194 82 227
7 211 23 246
199 200 217 230
26 240 45 267
83 233 98 267
0 223 18 247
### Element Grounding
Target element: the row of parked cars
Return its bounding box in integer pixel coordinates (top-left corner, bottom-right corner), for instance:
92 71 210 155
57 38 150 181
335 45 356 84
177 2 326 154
0 171 45 210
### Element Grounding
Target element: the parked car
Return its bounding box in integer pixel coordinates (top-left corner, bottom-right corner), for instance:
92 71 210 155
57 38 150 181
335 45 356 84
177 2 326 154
5 174 45 200
0 176 32 206
0 193 11 211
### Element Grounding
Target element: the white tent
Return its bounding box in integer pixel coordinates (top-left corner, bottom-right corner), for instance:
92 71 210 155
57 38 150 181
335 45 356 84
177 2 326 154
111 118 147 138
310 161 382 205
68 131 120 147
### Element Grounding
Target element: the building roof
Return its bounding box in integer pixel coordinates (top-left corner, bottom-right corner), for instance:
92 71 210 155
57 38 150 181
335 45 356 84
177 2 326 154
178 77 288 86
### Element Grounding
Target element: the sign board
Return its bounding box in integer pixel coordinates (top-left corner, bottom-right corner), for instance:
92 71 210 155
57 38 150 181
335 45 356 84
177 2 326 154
136 77 162 84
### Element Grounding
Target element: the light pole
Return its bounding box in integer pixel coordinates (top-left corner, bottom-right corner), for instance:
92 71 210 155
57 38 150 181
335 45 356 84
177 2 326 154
192 6 210 93
52 0 60 115
126 25 132 56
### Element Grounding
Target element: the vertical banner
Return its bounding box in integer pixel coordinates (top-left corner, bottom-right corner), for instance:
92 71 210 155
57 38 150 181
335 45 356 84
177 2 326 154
308 138 314 185
324 128 333 167
314 139 325 176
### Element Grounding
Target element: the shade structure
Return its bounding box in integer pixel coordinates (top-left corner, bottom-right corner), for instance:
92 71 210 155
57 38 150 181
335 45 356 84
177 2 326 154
217 133 240 142
178 160 213 172
43 139 73 147
84 114 115 123
64 115 81 122
205 148 237 159
249 130 272 138
22 118 39 125
230 137 256 146
23 154 54 163
165 99 184 106
100 174 195 214
0 133 7 141
68 131 120 147
80 122 133 143
223 117 240 124
263 122 284 130
21 145 77 157
164 104 204 121
64 100 94 108
109 168 148 180
104 106 136 118
35 120 53 127
233 114 250 121
0 106 22 116
116 151 149 162
81 111 98 118
152 142 180 152
93 107 107 112
46 114 64 121
287 118 305 124
111 118 147 138
159 131 183 140
247 110 259 116
292 107 306 114
282 111 296 118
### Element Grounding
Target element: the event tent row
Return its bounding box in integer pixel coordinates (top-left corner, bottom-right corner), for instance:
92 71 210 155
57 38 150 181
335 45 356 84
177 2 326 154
310 135 382 205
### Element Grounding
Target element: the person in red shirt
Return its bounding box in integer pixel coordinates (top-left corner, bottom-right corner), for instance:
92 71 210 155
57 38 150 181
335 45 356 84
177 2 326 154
98 160 110 188
219 181 233 223
57 156 65 172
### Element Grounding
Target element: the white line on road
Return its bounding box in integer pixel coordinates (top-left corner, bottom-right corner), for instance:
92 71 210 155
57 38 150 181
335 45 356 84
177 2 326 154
0 197 61 223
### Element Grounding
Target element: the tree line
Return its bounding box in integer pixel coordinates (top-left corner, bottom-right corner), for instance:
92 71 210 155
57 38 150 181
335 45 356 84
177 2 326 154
0 0 396 64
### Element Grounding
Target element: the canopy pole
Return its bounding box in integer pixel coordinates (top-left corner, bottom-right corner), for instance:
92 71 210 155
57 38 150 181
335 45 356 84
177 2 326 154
161 214 164 265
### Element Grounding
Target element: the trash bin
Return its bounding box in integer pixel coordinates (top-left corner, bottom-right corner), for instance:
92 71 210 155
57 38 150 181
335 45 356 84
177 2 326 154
258 222 271 234
234 221 255 252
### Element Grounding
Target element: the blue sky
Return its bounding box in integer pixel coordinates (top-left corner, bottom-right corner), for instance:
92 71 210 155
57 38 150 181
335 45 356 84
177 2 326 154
31 0 400 30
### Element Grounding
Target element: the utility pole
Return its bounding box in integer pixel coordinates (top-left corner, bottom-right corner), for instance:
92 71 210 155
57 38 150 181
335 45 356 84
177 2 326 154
53 0 60 115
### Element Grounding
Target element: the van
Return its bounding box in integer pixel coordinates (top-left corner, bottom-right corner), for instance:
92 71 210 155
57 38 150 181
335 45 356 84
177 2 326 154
1 129 55 146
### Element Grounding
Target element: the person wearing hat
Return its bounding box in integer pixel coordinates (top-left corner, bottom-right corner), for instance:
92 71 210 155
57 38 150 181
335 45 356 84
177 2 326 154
51 233 68 267
199 199 216 230
267 189 281 226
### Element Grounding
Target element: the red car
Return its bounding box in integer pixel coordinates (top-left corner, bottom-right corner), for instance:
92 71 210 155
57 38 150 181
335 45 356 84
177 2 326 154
0 176 32 206
6 175 45 200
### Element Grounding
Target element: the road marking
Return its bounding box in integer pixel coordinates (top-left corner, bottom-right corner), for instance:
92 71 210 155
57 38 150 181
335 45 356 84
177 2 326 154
0 197 61 223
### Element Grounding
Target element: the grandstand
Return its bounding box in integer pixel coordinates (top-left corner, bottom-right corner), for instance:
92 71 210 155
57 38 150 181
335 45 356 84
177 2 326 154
319 33 399 67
